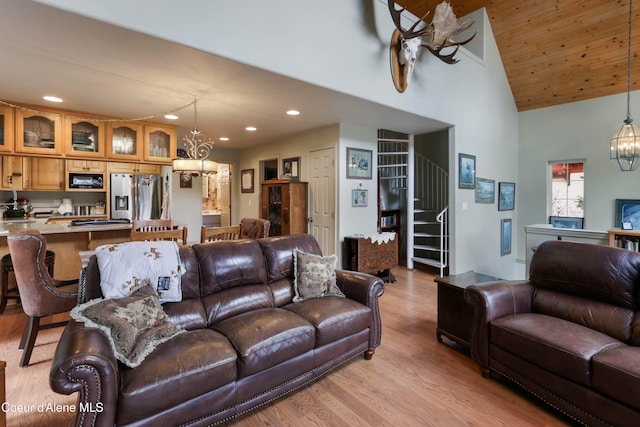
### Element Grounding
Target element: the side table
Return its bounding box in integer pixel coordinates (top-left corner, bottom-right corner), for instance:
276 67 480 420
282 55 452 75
435 271 500 348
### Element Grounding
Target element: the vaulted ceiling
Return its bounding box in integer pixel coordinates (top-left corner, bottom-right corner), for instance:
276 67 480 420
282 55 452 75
398 0 639 111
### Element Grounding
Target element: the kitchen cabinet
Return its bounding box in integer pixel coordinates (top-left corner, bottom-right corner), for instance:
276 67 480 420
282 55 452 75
0 106 14 153
30 157 65 190
261 179 308 236
144 124 176 165
15 109 63 155
64 118 105 158
106 122 143 161
0 156 30 190
66 159 106 173
107 162 161 175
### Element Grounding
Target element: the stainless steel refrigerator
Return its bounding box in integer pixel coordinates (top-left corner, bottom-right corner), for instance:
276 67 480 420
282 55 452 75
110 173 163 220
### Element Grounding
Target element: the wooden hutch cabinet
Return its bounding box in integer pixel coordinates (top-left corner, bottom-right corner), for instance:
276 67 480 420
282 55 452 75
261 179 308 236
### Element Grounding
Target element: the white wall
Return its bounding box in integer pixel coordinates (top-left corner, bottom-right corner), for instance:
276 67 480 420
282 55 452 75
42 0 519 278
518 91 640 262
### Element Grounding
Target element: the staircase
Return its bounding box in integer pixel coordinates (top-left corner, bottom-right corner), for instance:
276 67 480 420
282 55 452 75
378 132 449 276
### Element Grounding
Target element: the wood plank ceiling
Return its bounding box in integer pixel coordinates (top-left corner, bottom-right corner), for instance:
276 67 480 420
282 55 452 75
397 0 639 112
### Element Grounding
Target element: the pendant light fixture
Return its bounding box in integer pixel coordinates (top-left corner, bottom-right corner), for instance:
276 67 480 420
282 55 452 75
611 0 640 171
172 98 218 176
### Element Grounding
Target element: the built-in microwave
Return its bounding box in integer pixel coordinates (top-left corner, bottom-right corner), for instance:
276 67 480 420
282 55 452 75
68 173 104 189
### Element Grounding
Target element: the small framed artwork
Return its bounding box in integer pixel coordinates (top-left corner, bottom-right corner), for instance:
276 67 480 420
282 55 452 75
615 199 640 228
347 147 373 179
352 189 368 207
501 218 512 256
241 169 254 193
475 178 495 204
549 216 584 229
498 182 515 211
282 157 300 179
179 173 192 188
458 153 476 189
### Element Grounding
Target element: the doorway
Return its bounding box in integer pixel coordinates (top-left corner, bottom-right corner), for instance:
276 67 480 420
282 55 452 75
202 163 231 226
309 147 336 255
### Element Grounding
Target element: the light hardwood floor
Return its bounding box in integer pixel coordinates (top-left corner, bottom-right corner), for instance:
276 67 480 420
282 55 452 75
0 267 573 426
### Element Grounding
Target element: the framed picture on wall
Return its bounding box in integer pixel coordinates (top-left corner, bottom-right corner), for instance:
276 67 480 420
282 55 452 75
475 178 495 204
282 157 300 179
241 169 254 193
498 182 515 211
347 147 373 179
352 189 368 207
458 153 476 189
501 218 512 256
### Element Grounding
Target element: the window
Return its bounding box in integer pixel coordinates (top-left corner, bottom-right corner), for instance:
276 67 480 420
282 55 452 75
550 161 584 218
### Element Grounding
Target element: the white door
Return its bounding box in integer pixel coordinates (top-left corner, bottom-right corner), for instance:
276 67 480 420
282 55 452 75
309 147 336 255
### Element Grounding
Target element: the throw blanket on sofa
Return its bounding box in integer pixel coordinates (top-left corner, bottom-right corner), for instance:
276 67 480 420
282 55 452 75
95 241 184 303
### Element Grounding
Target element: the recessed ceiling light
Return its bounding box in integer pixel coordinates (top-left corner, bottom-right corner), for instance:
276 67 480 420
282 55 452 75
219 137 230 141
286 109 300 116
245 126 257 132
164 114 178 120
43 95 63 103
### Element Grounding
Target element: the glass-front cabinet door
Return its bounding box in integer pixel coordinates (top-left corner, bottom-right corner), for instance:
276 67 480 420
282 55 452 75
0 106 14 152
15 110 63 155
64 119 105 158
106 122 142 161
144 124 176 164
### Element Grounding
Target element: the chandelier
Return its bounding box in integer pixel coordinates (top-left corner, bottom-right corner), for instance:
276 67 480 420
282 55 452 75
172 99 218 175
611 0 640 171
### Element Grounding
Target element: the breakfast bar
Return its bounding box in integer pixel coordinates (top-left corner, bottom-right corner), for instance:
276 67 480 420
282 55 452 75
0 219 131 280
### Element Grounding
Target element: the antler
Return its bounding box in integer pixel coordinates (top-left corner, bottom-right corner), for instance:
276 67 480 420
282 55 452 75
387 0 433 40
421 2 476 64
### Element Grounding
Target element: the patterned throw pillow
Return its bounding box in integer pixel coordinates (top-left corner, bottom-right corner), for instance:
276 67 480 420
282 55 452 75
293 248 345 302
70 281 185 368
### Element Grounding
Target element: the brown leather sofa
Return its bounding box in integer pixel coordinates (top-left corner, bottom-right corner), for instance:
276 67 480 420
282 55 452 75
465 240 640 427
50 234 384 426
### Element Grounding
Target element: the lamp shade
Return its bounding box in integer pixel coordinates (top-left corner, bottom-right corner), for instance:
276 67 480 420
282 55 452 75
172 158 218 175
610 119 640 171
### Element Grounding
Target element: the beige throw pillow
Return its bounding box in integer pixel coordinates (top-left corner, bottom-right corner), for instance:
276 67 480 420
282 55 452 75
70 281 185 368
293 248 345 302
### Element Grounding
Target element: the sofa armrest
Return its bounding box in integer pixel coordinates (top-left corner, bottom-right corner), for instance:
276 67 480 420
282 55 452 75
50 321 119 427
335 270 385 353
464 281 533 376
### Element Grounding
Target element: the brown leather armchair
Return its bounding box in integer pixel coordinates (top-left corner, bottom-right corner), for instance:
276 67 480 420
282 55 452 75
7 230 78 367
240 218 270 239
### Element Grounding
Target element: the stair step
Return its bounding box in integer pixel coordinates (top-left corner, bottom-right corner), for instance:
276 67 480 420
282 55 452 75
414 220 441 225
378 163 408 168
414 245 449 252
380 176 407 180
414 233 440 238
412 257 446 268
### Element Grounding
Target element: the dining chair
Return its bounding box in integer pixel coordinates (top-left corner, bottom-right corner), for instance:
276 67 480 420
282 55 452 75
131 219 188 244
239 218 271 239
200 224 243 243
7 230 79 367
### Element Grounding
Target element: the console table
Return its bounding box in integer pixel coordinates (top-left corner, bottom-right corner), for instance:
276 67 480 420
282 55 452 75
435 271 501 348
344 233 398 282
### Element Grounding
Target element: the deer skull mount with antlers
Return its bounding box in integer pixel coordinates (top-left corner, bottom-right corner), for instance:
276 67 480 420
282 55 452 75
388 0 476 93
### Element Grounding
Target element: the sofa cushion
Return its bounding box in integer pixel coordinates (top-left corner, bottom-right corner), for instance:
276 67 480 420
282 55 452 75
214 307 315 377
284 296 371 347
533 289 634 343
530 241 640 309
116 328 238 425
70 282 185 368
193 239 267 294
592 346 640 411
293 249 344 302
491 313 624 386
259 234 322 282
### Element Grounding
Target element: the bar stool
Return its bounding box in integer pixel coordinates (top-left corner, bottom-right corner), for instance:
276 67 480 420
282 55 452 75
0 250 55 314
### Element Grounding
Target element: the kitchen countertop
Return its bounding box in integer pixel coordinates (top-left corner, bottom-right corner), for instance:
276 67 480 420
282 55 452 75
0 218 132 235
